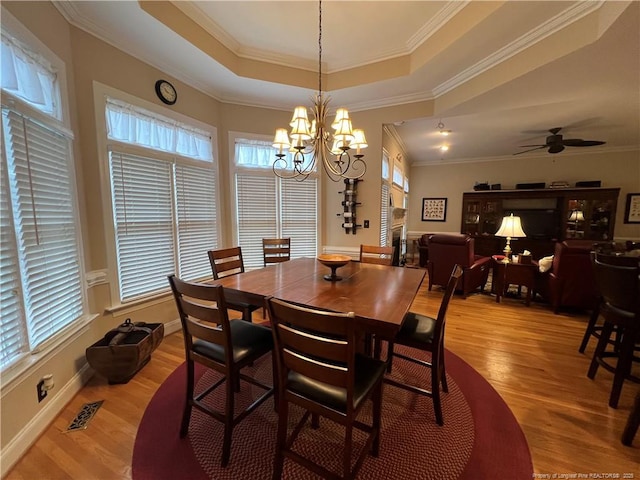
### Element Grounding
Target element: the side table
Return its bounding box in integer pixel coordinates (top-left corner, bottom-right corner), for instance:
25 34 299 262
491 256 538 306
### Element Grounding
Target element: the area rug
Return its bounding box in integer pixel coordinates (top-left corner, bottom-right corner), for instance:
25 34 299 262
132 348 532 479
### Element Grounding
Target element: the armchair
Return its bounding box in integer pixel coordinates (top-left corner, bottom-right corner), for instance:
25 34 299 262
534 240 599 313
427 234 491 298
417 234 432 268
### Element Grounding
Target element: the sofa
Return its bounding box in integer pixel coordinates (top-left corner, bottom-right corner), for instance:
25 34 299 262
426 234 491 298
417 234 431 268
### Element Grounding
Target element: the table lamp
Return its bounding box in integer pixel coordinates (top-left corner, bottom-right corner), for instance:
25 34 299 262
568 209 584 238
495 213 526 263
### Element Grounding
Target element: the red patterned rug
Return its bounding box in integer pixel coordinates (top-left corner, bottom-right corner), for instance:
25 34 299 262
133 348 532 479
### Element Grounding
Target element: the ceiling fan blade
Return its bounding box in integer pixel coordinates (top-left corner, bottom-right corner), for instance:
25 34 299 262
518 144 546 148
513 146 546 155
566 140 606 147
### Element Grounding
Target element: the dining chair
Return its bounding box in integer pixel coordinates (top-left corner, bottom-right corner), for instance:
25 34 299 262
587 254 640 408
167 275 274 467
266 297 387 480
208 247 261 322
384 264 463 426
579 252 637 354
262 238 291 267
359 244 394 266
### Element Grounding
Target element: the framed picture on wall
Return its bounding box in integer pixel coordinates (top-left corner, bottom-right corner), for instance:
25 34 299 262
624 193 640 224
422 197 447 222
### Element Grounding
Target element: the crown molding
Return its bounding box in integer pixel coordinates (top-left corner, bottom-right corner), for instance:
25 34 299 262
433 1 604 97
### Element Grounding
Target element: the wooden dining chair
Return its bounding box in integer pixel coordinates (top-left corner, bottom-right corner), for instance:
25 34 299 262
587 254 640 408
167 275 274 467
267 297 387 480
385 264 463 426
262 238 291 267
359 244 394 266
208 247 261 322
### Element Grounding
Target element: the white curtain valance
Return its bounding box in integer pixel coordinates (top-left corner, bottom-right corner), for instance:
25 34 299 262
106 98 213 162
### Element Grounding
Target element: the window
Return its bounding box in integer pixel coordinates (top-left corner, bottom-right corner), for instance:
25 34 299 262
392 163 403 188
380 150 391 246
1 22 85 370
105 98 218 303
232 135 318 269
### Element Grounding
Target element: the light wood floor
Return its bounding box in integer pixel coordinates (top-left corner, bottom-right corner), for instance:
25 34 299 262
6 276 640 479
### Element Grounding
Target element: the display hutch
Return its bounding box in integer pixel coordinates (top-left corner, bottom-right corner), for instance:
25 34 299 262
461 187 620 258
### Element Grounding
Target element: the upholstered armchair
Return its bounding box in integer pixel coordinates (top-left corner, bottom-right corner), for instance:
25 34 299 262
417 234 432 268
427 234 491 298
534 240 599 313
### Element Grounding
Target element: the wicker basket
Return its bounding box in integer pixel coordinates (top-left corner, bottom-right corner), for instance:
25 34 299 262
86 322 164 384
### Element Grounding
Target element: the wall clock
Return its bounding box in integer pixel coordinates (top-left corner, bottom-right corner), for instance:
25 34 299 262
155 79 177 105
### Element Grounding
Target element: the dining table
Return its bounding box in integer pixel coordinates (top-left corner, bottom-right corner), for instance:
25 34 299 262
212 257 426 341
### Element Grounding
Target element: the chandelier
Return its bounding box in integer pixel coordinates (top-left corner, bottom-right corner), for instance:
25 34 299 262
272 0 367 182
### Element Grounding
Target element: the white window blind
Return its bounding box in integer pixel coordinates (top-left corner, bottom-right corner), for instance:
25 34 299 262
281 177 318 258
236 174 278 267
176 164 218 280
0 154 26 367
110 151 175 301
233 137 318 269
1 109 83 367
380 183 390 246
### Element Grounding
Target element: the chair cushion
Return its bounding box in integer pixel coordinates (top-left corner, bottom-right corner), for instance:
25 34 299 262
287 354 386 413
192 320 272 364
397 312 436 344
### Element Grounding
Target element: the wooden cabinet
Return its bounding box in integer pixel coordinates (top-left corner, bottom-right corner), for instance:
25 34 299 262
461 188 620 258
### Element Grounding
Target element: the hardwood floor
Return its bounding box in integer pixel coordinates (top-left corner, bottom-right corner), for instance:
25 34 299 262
6 276 639 479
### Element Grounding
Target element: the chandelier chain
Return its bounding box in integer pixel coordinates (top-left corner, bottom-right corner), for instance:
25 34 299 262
318 0 322 94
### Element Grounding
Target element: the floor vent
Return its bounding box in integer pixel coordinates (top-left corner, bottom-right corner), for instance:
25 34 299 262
64 400 104 432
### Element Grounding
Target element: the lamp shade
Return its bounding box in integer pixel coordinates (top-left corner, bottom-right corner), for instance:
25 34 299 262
568 210 585 222
272 128 291 152
495 213 526 238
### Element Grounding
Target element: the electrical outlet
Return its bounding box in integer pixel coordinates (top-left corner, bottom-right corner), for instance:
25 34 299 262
364 220 369 228
37 380 47 402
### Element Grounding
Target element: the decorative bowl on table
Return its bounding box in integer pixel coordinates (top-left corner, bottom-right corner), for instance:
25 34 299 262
317 254 351 281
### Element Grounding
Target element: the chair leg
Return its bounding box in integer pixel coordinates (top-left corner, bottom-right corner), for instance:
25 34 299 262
439 349 448 393
588 321 614 379
386 342 395 373
432 351 444 426
222 372 236 467
609 333 634 409
622 389 640 446
272 401 288 480
243 306 252 322
371 383 382 457
180 360 194 438
311 413 320 429
344 423 353 479
579 305 600 353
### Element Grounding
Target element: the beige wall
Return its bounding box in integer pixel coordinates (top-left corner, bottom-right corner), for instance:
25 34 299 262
407 149 640 242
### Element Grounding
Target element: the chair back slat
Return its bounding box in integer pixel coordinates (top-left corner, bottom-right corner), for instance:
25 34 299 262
360 245 394 266
208 247 246 279
432 264 463 345
263 238 291 267
268 298 355 394
168 275 232 358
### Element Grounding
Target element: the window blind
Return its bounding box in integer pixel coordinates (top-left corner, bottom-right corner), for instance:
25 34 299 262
110 151 175 301
1 109 83 364
281 177 317 259
175 163 218 280
380 183 390 246
236 174 278 268
0 154 27 367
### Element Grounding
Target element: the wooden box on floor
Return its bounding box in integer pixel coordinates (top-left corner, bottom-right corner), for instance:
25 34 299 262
86 323 164 384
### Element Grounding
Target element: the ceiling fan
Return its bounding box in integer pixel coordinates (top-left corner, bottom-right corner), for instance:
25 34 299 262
514 127 606 155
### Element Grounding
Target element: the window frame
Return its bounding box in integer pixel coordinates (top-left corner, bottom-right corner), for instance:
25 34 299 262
0 9 90 381
93 83 220 310
228 131 321 269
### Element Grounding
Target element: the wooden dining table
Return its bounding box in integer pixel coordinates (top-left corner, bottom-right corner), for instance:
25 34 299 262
212 257 426 341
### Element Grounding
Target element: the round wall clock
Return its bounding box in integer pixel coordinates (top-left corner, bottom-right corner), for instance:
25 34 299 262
155 79 177 105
